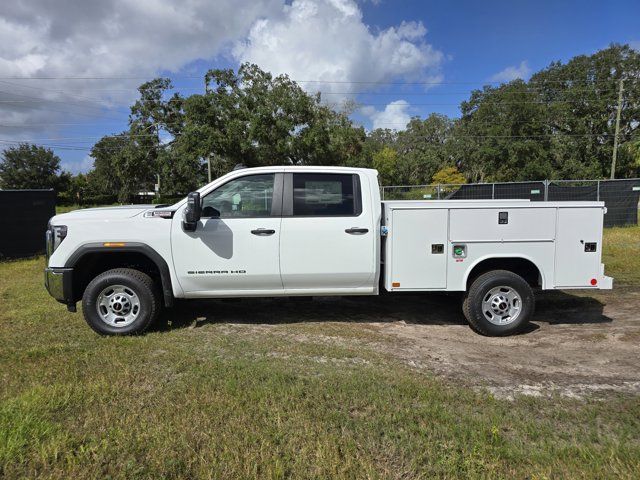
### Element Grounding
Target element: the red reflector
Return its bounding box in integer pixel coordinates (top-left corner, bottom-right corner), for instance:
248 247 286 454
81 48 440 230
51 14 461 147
590 278 597 286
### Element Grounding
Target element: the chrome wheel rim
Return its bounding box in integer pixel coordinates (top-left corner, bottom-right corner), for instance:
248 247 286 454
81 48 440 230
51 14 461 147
96 284 141 327
482 285 522 325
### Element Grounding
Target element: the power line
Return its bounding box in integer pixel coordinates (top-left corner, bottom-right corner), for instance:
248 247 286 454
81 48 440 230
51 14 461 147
0 79 131 107
0 84 624 94
0 75 634 86
0 99 127 122
0 122 129 127
0 98 624 106
0 132 624 144
0 89 129 114
2 132 633 155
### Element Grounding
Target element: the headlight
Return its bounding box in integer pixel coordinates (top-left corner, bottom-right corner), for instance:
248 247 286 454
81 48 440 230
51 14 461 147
52 225 68 250
47 224 68 257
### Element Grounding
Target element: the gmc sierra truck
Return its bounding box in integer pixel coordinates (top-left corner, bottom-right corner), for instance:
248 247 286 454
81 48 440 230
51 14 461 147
45 166 612 336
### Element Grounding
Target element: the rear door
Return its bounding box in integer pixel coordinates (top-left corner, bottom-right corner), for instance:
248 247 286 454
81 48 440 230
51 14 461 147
279 172 376 292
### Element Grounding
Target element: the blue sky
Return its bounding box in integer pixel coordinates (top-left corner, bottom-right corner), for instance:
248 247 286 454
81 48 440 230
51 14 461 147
359 0 640 119
1 0 638 173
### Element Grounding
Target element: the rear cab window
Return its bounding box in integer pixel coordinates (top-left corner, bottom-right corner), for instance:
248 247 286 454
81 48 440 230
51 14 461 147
290 173 362 217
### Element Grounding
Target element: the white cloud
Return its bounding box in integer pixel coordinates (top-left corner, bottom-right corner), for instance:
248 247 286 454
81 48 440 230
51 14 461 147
361 99 410 130
0 0 446 170
489 60 531 83
0 0 282 79
233 0 444 101
0 0 283 137
64 155 94 174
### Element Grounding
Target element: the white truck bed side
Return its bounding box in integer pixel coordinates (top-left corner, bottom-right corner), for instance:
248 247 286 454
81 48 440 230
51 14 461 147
382 200 612 292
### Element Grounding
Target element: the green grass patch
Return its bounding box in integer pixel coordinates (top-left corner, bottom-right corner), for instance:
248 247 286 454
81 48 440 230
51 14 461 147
1 234 639 478
603 225 640 285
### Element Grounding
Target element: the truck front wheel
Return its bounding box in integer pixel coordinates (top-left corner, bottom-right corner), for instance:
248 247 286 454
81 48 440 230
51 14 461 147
463 270 535 336
82 268 161 335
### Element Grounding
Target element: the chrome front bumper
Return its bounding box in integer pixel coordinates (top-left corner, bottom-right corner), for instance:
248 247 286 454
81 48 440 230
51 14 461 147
44 267 74 306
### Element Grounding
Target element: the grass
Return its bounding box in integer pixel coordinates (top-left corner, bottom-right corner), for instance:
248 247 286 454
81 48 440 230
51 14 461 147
602 225 640 285
1 228 639 478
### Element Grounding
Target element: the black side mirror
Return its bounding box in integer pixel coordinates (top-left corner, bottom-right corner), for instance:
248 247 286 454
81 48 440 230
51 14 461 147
183 192 201 231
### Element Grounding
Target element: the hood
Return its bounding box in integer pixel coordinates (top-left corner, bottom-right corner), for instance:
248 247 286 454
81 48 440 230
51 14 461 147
50 204 159 224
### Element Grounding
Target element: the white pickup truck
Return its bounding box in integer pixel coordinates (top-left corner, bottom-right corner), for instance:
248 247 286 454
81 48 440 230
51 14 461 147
45 166 612 336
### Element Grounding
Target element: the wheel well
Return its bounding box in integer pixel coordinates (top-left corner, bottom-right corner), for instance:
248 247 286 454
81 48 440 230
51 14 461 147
71 252 163 303
466 257 542 289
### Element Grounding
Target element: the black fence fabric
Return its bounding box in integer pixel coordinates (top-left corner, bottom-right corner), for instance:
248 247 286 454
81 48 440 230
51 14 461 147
0 190 56 259
597 180 640 228
386 179 640 227
447 182 547 201
445 184 493 200
545 180 639 227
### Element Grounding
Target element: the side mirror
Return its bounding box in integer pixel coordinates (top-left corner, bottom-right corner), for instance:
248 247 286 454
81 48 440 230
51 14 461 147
183 192 201 231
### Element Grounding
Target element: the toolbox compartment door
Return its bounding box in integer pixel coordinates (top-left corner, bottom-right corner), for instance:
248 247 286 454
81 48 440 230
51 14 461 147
389 209 448 289
554 208 603 287
449 207 555 242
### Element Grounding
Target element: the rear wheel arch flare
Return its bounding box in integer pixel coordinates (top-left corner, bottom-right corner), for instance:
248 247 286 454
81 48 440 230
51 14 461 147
465 256 544 290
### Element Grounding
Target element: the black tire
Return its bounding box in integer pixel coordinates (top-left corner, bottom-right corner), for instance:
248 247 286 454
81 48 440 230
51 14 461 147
82 268 161 335
462 270 535 336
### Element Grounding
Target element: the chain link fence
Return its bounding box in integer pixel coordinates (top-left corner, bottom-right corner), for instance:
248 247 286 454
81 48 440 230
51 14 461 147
381 178 640 227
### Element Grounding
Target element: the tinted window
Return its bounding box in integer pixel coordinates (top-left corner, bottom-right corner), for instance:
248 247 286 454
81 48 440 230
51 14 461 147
292 173 360 216
202 174 275 218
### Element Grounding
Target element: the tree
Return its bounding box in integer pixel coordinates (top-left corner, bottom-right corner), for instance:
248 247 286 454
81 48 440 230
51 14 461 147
73 44 640 194
531 44 640 179
432 166 466 185
0 144 65 190
624 133 640 177
167 63 366 190
455 44 640 182
372 147 398 185
395 114 454 185
457 80 552 182
90 133 156 203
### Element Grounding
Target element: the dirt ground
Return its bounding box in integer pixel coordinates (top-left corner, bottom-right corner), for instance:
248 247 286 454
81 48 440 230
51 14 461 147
163 286 640 399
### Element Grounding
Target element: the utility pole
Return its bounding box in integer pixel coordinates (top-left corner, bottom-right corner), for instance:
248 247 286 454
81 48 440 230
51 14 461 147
610 78 624 179
207 154 212 183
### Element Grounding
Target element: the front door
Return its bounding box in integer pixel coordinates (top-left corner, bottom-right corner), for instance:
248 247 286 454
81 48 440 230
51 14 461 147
171 173 283 295
279 172 376 292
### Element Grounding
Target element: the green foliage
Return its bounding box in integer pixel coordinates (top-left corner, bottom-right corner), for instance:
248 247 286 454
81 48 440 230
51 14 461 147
624 134 640 174
90 133 156 203
0 144 66 190
48 44 640 197
455 44 640 182
395 114 454 185
432 166 466 184
372 147 398 185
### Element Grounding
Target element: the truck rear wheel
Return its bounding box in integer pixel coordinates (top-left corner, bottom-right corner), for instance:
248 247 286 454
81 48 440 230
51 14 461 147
82 268 161 335
463 270 534 336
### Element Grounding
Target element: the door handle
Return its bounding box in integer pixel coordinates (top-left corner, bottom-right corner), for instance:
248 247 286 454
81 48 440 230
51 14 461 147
345 227 369 235
251 228 276 236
